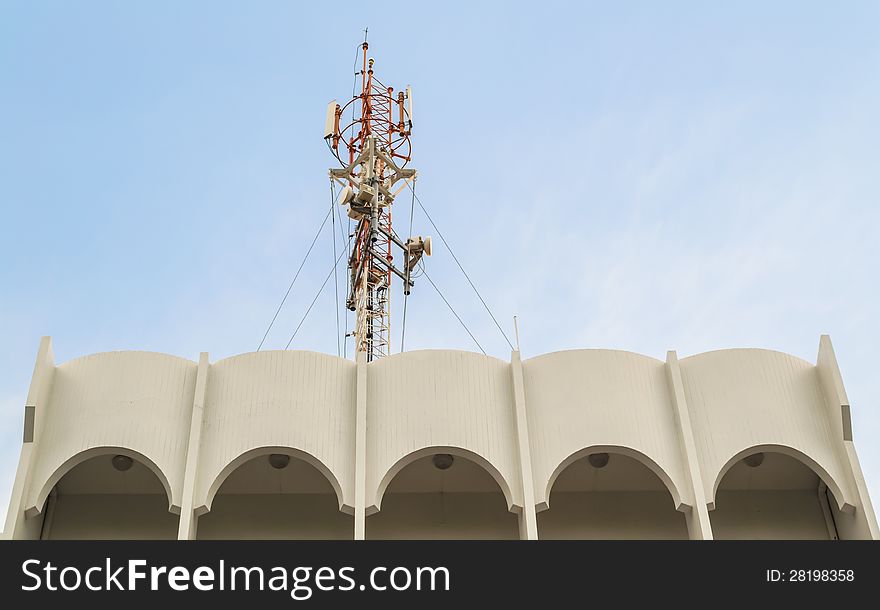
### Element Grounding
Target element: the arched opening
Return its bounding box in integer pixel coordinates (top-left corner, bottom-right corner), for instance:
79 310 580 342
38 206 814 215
711 450 842 540
196 450 353 539
367 452 519 539
538 450 688 539
38 453 177 540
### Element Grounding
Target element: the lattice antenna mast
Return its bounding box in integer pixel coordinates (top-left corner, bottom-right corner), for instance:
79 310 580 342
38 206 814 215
324 41 431 361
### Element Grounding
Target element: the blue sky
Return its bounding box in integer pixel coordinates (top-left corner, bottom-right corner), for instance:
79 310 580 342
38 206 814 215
1 1 879 523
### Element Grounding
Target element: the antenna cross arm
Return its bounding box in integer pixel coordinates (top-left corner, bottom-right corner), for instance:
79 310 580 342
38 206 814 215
373 225 409 252
368 248 413 287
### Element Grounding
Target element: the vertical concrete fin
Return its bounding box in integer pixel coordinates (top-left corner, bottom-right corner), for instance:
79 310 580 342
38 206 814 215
816 336 879 539
354 351 368 540
510 351 538 540
5 336 56 539
25 336 55 417
842 442 879 539
177 352 209 540
665 350 713 540
816 335 852 441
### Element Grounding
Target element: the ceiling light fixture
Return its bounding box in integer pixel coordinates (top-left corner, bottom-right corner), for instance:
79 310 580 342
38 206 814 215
268 454 291 469
744 453 764 468
432 454 454 470
111 455 133 472
588 453 610 469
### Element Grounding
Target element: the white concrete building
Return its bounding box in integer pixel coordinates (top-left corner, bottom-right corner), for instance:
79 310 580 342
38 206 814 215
2 335 876 540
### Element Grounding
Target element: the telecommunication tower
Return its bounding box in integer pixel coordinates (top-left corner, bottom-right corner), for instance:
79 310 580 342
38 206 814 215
323 41 431 361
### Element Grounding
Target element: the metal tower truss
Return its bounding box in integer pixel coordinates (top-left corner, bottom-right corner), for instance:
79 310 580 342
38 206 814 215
324 42 431 361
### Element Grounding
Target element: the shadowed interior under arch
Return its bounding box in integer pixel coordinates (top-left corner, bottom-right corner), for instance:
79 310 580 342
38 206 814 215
39 453 177 540
711 451 841 540
196 452 353 539
367 453 519 539
538 451 688 539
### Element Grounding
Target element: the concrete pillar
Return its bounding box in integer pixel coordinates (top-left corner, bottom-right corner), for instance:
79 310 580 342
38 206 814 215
3 444 35 540
839 443 879 539
39 490 58 540
665 350 713 540
353 351 368 540
816 335 879 539
510 351 538 540
3 336 55 540
177 352 210 540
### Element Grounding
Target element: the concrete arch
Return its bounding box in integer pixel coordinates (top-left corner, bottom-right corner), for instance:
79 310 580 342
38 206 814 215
26 446 176 518
679 347 815 368
710 443 855 513
198 445 351 517
522 347 665 366
210 348 353 367
522 349 689 513
370 445 518 516
379 348 512 366
198 349 356 514
541 444 686 513
59 350 198 368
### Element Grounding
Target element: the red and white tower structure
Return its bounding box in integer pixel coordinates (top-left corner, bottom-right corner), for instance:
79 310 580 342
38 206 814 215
324 41 430 361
